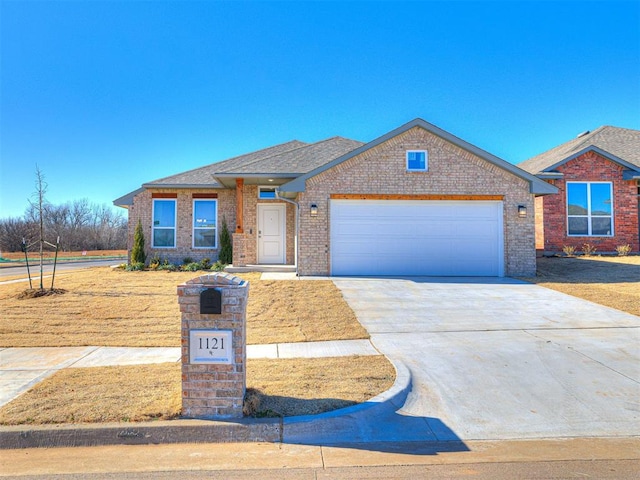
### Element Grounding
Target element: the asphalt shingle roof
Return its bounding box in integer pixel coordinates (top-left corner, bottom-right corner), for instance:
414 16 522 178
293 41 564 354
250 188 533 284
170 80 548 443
519 126 640 174
143 137 363 187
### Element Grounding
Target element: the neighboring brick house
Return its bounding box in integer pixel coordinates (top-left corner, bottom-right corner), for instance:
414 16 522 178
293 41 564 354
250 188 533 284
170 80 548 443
114 118 556 277
519 126 640 255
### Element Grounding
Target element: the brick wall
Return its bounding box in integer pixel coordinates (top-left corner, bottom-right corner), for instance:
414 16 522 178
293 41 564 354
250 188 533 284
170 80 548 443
540 151 639 254
297 126 536 276
128 188 236 265
127 185 295 267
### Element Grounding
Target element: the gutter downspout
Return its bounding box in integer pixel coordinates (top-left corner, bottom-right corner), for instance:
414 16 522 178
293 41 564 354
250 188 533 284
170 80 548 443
275 189 299 276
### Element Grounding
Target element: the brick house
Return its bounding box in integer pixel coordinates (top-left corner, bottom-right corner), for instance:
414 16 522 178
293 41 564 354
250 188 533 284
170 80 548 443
519 126 640 255
114 118 556 277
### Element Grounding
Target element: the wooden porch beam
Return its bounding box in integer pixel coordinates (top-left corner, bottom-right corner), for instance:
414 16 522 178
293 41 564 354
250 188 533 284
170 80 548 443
235 178 244 233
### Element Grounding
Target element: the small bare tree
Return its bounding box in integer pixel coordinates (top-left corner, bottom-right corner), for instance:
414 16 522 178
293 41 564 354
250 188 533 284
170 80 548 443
26 166 60 291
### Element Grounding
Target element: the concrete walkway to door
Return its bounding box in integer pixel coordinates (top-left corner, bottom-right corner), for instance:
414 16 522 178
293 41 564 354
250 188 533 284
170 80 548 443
331 277 640 441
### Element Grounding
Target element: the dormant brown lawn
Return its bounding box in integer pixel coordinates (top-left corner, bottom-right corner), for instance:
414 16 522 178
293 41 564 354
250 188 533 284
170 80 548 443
0 265 380 424
0 268 368 347
523 255 640 317
0 356 395 424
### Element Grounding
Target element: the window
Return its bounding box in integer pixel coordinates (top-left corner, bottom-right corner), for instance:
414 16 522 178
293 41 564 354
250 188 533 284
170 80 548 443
193 199 217 248
567 182 613 236
152 199 176 248
258 187 277 199
406 150 428 171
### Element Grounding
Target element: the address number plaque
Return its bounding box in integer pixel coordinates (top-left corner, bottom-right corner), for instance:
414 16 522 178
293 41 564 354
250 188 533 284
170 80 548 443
189 329 233 364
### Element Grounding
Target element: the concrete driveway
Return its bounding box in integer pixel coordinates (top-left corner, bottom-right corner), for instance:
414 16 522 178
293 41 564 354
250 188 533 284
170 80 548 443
330 277 640 441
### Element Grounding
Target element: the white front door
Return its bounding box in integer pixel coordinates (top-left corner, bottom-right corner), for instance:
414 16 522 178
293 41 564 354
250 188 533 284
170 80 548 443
257 204 286 264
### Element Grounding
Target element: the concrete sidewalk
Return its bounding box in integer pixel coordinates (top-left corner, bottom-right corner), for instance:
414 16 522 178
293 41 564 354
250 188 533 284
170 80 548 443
0 340 378 409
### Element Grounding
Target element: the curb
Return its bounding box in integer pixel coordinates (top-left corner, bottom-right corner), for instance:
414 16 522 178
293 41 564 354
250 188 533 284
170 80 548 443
0 359 412 450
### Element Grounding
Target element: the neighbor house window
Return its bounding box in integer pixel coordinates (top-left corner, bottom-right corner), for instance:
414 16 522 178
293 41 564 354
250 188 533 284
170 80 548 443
193 199 217 248
258 187 277 199
152 199 177 248
406 150 428 171
567 182 613 236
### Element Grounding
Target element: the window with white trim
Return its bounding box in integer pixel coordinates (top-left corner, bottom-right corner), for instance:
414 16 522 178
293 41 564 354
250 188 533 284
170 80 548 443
566 182 613 236
152 199 177 248
406 150 428 171
258 186 277 199
193 199 217 248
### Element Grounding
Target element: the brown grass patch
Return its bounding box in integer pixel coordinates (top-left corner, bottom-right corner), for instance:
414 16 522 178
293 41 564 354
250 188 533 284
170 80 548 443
246 276 366 344
0 356 394 424
16 288 68 299
523 256 640 316
0 268 367 347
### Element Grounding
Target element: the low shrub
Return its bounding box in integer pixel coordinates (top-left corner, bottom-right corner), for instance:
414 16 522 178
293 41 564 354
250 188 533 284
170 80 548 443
126 262 145 271
181 262 200 272
562 245 576 257
199 257 212 270
616 244 632 256
582 243 597 256
182 257 194 265
211 261 227 272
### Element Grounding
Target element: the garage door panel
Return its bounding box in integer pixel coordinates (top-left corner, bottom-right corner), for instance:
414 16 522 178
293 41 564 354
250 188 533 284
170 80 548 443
330 200 503 276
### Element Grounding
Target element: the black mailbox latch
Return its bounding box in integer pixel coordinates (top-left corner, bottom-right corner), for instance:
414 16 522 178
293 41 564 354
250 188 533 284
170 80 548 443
200 288 222 314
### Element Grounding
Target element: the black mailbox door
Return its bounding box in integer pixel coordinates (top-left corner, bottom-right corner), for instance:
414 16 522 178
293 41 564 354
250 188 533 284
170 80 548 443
200 288 222 314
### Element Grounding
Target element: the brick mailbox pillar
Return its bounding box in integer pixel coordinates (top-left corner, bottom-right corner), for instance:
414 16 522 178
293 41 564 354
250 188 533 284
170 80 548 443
177 273 249 419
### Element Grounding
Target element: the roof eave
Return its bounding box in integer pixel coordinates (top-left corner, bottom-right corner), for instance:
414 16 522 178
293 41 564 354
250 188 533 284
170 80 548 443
622 170 640 180
545 145 639 172
142 183 224 189
113 187 145 208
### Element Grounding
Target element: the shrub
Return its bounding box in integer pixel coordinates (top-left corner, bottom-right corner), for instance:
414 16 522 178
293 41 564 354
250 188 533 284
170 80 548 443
616 244 632 256
212 260 227 272
199 257 212 270
218 216 233 265
181 262 200 272
148 254 162 270
157 261 177 272
582 243 597 256
182 257 194 265
126 262 145 271
131 220 146 265
562 245 576 257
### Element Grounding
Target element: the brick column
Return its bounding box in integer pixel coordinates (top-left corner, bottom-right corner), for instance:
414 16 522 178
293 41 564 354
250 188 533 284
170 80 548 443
178 273 249 419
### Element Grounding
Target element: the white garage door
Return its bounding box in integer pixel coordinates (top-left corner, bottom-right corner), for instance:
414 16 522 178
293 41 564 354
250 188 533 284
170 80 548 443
330 200 504 276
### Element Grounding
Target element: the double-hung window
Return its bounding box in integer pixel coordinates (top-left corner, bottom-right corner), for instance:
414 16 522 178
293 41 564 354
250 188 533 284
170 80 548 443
566 182 613 236
152 199 177 248
193 199 217 248
406 150 428 171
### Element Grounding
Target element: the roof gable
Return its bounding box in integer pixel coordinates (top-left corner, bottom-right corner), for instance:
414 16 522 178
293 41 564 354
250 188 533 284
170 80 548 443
281 118 557 195
519 126 640 174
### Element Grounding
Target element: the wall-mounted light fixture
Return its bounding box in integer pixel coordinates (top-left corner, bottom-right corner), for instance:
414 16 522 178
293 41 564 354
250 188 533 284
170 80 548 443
310 204 318 217
517 205 527 218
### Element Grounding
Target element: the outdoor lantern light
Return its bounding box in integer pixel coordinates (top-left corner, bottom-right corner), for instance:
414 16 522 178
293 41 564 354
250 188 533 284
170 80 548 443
518 205 527 218
310 204 318 217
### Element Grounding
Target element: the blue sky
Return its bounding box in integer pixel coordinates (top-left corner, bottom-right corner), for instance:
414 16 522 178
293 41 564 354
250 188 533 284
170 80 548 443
1 0 639 219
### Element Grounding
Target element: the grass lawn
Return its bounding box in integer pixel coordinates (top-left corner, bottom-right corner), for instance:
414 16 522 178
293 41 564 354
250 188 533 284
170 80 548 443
0 266 381 424
0 268 368 347
0 356 395 424
523 255 640 316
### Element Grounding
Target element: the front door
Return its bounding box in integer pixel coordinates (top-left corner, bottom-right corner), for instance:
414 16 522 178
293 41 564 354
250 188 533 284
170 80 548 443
257 204 286 264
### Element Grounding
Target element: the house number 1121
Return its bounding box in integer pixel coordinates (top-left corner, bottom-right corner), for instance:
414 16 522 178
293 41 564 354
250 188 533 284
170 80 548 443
199 337 224 350
190 329 233 364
